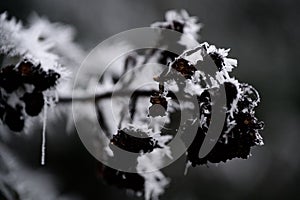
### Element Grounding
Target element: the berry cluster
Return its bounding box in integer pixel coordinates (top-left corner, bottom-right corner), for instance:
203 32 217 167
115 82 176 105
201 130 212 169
0 60 60 131
187 82 264 166
0 60 60 93
149 44 264 166
185 62 264 166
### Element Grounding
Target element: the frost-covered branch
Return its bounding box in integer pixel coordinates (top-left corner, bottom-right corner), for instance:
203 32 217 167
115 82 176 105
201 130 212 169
0 9 264 200
58 89 156 103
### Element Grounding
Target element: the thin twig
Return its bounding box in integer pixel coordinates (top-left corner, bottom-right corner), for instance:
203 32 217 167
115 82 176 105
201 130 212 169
58 90 156 103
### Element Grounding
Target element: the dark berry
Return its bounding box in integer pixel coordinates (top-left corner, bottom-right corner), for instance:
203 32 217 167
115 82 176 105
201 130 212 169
34 69 60 91
17 60 34 76
4 105 24 132
171 58 197 79
0 65 22 93
224 82 238 108
21 92 44 116
173 20 184 32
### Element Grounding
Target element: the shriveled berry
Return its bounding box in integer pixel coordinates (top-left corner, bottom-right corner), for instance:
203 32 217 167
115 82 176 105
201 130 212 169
111 129 160 153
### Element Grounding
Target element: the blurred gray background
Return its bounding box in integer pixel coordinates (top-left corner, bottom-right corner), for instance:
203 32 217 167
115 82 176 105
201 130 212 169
1 0 300 199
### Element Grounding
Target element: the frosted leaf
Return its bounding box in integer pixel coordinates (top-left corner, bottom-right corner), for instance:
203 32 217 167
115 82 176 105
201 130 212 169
152 9 202 40
137 148 171 200
27 14 85 66
184 79 204 96
0 12 82 75
1 14 56 72
151 10 202 49
0 13 23 57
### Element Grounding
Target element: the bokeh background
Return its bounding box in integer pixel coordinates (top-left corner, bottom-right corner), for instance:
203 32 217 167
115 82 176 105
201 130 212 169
1 0 299 199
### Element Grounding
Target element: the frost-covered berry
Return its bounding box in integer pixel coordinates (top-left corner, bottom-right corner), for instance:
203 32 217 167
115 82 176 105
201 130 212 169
171 58 197 79
149 95 168 117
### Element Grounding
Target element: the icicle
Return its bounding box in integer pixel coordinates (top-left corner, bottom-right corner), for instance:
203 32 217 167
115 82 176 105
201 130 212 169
184 161 192 176
41 98 48 166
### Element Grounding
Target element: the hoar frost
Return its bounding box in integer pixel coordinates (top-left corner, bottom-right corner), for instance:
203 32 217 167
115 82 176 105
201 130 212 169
0 9 264 200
